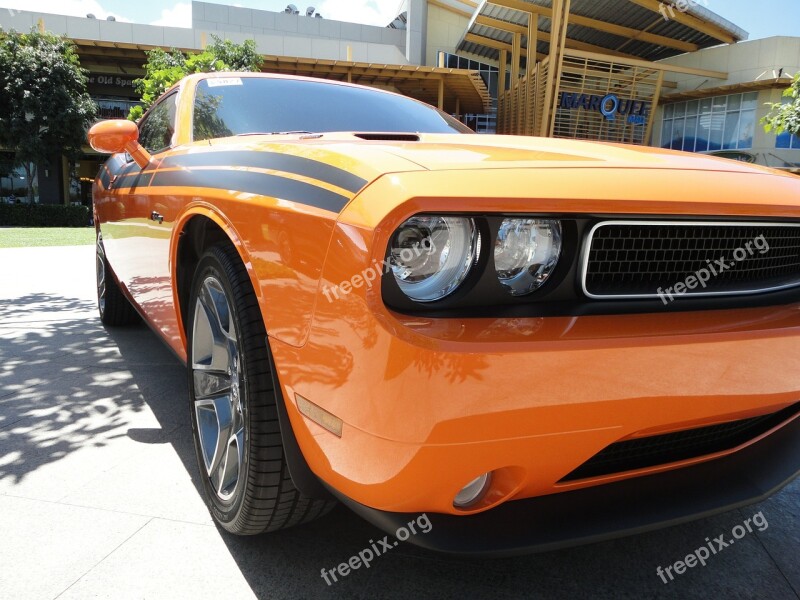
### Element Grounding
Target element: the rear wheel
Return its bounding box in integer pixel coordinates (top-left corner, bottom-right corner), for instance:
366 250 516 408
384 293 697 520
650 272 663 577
96 235 139 326
188 244 334 534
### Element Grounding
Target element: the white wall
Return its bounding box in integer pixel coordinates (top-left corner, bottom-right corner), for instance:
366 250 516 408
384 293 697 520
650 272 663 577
192 1 407 64
0 5 409 66
659 37 800 93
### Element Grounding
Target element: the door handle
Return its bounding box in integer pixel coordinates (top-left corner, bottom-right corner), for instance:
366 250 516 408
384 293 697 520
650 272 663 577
150 211 164 224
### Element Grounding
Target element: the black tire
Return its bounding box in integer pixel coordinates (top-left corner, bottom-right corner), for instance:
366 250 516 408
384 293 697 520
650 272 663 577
188 243 335 534
96 235 139 326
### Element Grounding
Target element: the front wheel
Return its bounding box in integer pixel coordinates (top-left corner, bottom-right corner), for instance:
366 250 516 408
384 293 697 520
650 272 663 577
188 244 334 534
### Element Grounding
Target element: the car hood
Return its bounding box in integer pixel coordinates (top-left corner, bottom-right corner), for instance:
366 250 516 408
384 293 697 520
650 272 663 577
203 132 795 190
340 134 790 176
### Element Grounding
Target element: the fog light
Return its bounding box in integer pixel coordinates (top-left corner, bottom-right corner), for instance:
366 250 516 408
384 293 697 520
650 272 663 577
453 472 491 509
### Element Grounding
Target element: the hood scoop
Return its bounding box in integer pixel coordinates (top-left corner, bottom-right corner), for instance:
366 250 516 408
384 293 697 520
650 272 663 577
354 133 421 142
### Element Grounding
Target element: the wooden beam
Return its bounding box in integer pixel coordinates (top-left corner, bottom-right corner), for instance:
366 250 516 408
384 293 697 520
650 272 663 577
528 13 538 73
464 33 539 59
476 15 527 36
540 0 563 135
476 13 642 59
511 32 521 84
626 0 736 44
527 13 538 135
438 77 445 110
428 0 473 19
498 49 508 93
498 48 508 133
644 70 665 145
464 31 629 62
569 14 698 53
550 0 572 136
562 48 728 79
489 0 552 18
489 0 702 53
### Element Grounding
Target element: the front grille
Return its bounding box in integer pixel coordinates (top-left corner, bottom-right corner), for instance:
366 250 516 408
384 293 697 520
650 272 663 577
560 402 800 482
582 221 800 298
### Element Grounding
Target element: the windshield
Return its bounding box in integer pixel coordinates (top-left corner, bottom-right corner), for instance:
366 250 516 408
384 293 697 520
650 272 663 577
192 77 473 141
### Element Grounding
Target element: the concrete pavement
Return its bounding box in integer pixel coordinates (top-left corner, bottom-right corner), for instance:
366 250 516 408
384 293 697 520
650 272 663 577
0 244 798 600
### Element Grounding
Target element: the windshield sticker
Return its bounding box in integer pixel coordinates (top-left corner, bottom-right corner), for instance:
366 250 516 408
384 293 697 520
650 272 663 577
207 78 244 87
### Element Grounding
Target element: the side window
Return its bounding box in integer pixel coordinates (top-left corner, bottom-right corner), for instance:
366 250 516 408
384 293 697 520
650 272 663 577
138 93 178 154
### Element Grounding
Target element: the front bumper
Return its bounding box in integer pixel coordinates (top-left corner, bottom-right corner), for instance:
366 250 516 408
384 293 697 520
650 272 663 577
332 414 800 556
271 298 800 515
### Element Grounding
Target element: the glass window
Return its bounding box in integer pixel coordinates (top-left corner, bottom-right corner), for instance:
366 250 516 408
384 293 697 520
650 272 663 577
722 112 741 150
138 93 177 154
776 131 793 149
671 118 685 150
742 92 759 110
192 78 472 141
684 116 698 152
661 119 673 149
738 110 755 149
660 93 757 153
711 96 728 113
773 97 800 149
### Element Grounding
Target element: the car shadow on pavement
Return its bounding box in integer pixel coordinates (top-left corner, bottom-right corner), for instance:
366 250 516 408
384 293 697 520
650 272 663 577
2 292 798 600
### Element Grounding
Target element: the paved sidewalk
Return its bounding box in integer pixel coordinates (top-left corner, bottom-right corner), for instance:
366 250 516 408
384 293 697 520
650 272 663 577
0 245 798 600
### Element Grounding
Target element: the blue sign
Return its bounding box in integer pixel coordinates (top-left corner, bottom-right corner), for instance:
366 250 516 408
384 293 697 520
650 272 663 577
559 92 651 126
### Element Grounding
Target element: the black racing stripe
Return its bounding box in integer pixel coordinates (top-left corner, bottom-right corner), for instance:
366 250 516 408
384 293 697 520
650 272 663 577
115 171 155 189
151 169 349 213
98 166 111 190
159 151 368 194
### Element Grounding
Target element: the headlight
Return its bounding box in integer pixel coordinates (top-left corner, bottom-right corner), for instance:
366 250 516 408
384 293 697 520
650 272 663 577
494 218 562 296
389 215 478 302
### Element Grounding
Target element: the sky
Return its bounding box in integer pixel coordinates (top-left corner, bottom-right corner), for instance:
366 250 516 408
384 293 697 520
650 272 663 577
0 0 798 39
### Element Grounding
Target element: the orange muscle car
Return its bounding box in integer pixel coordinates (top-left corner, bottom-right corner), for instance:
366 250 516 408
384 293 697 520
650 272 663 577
88 72 800 555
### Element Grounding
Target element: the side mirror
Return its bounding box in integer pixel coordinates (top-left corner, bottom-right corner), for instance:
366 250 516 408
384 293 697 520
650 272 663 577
88 120 152 169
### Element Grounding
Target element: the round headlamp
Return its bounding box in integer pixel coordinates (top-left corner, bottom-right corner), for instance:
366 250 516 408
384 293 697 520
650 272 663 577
389 216 478 303
494 218 562 296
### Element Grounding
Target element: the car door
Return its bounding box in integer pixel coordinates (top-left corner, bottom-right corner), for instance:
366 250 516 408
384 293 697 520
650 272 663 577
125 92 182 340
97 93 178 308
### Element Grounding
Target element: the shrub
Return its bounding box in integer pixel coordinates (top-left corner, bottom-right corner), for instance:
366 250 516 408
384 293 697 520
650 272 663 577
0 203 91 227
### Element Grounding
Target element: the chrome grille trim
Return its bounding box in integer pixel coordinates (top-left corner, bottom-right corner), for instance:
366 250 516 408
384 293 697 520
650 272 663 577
580 220 800 300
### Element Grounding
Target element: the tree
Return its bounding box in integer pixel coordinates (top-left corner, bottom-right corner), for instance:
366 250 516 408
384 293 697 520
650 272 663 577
0 28 97 203
762 73 800 138
128 35 262 121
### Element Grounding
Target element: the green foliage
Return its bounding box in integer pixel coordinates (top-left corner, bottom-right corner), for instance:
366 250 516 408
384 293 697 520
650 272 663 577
129 35 262 120
0 203 91 227
762 73 800 137
0 28 97 202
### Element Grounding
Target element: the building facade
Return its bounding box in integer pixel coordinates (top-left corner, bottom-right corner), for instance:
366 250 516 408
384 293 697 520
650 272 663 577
0 0 798 206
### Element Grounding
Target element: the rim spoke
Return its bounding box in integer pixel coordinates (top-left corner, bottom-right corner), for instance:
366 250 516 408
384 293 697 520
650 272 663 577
214 432 241 497
195 395 234 478
191 274 244 502
193 369 231 399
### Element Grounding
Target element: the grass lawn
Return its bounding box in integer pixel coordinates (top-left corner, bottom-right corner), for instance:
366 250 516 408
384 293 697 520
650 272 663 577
0 228 95 248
